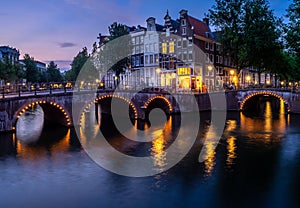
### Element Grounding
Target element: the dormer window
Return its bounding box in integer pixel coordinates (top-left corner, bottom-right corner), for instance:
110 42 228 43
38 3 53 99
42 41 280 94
181 19 186 26
182 27 186 35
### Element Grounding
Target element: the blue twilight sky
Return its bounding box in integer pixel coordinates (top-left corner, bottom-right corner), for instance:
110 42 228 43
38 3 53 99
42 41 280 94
0 0 291 69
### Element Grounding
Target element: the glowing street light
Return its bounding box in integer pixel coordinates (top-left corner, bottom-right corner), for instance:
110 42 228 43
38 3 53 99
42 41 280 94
246 75 251 87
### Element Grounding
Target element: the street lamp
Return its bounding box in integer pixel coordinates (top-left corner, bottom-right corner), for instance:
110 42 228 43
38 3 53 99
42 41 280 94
246 75 251 87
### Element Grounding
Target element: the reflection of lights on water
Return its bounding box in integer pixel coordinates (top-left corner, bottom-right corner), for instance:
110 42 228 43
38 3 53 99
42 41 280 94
226 120 236 132
203 142 216 175
151 117 173 170
202 126 217 175
226 136 236 166
152 136 167 169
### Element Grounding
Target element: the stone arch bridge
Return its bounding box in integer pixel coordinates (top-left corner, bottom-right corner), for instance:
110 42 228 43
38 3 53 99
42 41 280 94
1 89 300 132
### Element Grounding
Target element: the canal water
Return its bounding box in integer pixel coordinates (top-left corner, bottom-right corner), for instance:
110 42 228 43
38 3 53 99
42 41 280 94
0 101 300 208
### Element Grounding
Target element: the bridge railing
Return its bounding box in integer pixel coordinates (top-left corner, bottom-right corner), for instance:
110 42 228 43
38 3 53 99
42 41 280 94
0 82 76 98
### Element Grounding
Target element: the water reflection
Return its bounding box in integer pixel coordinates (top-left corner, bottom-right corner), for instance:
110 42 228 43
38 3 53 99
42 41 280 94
1 96 300 207
16 105 44 144
226 136 236 166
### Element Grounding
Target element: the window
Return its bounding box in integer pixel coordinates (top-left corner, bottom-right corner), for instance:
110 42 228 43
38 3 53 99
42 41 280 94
209 54 214 63
140 45 144 53
136 56 140 66
162 43 167 54
205 42 209 50
166 28 170 37
145 44 149 52
169 41 175 53
182 27 186 35
216 44 220 51
182 40 187 48
140 36 144 44
178 53 182 61
216 55 219 63
219 56 223 64
154 54 159 63
209 43 214 51
188 53 193 60
135 37 139 44
183 53 187 61
178 40 182 47
206 53 209 63
135 46 139 54
182 19 186 26
132 38 135 45
154 43 158 51
150 55 153 64
145 55 149 64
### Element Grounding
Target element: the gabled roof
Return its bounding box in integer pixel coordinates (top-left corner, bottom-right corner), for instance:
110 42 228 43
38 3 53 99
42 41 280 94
187 16 214 40
155 24 164 31
170 19 180 30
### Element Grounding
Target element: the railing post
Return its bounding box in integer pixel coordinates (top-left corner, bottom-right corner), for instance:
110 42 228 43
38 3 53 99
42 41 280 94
18 85 21 97
50 85 52 95
34 87 37 95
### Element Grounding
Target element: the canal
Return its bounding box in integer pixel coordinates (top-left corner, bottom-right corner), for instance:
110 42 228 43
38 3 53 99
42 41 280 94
0 100 300 208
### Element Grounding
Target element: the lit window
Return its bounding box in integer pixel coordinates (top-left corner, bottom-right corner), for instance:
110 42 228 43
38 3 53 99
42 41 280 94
154 54 159 63
169 41 175 53
162 43 167 54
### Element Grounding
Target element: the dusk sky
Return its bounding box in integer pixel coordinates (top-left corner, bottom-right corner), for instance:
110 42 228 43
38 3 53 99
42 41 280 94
0 0 290 69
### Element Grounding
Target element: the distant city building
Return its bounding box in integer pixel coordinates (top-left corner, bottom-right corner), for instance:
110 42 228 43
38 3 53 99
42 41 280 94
0 46 20 64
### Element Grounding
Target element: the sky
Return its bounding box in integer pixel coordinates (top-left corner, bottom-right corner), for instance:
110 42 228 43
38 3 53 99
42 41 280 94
0 0 291 69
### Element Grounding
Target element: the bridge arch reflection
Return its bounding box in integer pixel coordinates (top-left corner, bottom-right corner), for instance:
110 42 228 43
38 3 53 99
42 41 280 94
13 101 72 130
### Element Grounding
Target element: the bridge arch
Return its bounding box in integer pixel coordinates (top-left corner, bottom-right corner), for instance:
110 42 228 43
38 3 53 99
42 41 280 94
240 91 290 112
79 94 138 125
13 100 72 130
144 95 173 116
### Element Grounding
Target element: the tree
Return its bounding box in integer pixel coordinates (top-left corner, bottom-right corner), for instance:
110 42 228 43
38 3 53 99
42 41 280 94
208 0 247 74
99 22 132 86
46 61 63 82
243 0 282 84
23 54 40 83
65 47 89 81
285 0 300 65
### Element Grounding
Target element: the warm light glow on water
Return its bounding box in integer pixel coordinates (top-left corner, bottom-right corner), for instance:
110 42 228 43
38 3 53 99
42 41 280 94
3 98 300 207
226 136 236 166
203 142 216 175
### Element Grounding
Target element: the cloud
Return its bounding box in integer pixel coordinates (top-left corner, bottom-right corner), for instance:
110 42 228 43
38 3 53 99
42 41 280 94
58 42 77 48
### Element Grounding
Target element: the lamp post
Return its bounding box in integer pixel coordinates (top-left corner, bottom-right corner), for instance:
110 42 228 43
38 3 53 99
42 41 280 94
230 70 234 83
246 75 251 88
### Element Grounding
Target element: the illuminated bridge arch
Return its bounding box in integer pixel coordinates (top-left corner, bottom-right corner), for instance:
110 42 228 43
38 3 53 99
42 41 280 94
13 100 72 130
79 95 138 124
240 91 290 112
144 95 173 115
